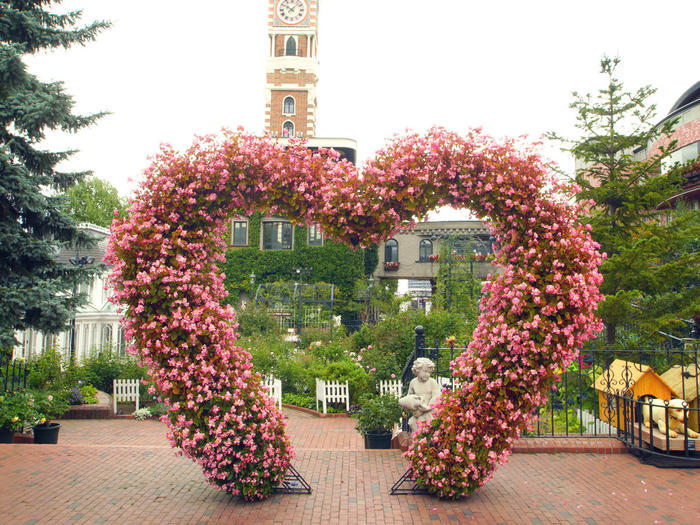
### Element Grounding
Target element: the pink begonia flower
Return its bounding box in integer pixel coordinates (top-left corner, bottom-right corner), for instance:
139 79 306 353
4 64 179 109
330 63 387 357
106 127 602 500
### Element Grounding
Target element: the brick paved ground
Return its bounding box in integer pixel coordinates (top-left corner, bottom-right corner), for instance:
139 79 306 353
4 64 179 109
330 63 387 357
1 409 700 524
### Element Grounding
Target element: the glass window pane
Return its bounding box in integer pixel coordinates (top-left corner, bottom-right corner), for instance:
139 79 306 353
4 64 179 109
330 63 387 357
232 221 247 245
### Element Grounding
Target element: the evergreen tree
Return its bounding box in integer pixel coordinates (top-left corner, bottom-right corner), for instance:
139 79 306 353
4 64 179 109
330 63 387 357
548 57 697 345
64 176 127 228
0 2 109 353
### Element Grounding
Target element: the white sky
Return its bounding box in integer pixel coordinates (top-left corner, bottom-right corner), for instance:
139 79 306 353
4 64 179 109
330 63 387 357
27 0 699 220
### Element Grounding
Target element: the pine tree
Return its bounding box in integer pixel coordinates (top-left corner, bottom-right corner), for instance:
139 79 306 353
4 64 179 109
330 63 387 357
0 2 110 353
548 57 698 345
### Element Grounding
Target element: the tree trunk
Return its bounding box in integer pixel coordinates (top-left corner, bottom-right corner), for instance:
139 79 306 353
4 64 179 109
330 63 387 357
605 323 616 346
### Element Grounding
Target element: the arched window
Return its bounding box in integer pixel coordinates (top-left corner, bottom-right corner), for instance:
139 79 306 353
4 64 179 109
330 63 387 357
285 36 297 56
385 239 398 262
283 96 295 115
419 239 433 262
282 121 294 137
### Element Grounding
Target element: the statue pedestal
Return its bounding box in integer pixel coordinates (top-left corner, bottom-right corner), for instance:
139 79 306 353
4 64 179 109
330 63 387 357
391 431 411 451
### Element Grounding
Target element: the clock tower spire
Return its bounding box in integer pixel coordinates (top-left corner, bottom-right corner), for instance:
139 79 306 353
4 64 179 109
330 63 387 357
265 0 319 138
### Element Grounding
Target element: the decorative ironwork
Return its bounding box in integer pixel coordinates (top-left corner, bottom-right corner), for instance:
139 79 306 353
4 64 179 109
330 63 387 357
1 357 29 392
272 464 312 495
390 468 430 495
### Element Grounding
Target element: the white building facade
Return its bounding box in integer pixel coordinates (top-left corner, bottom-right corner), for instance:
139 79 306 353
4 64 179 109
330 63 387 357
14 223 125 363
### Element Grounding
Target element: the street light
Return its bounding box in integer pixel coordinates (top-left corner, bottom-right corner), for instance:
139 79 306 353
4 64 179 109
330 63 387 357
69 254 94 364
249 271 256 307
367 275 375 323
293 267 312 334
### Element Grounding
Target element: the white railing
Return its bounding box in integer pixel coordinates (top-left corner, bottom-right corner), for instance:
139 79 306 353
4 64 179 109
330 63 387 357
379 379 402 398
315 378 349 414
264 375 282 410
575 408 615 435
113 379 140 414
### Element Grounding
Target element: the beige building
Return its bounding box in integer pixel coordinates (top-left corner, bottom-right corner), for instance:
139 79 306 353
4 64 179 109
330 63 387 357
373 220 495 282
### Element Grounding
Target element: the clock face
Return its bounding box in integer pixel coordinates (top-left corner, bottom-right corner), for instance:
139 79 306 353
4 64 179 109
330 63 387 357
276 0 308 25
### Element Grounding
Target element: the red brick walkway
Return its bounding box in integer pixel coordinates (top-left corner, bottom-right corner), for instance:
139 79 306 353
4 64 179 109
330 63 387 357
1 408 699 524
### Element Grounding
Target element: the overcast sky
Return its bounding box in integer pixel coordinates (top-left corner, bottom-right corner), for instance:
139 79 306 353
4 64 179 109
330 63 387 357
27 0 699 219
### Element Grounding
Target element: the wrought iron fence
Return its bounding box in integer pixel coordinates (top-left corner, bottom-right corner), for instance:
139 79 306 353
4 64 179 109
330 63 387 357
1 357 30 392
404 325 700 439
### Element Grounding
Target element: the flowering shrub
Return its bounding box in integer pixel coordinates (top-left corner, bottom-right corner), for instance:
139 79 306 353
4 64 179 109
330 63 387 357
133 407 152 420
107 127 602 500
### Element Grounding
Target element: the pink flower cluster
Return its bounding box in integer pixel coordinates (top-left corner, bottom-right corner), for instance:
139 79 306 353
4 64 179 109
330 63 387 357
106 127 602 500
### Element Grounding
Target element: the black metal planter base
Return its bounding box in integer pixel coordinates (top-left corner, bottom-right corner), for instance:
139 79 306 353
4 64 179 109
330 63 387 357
272 464 312 495
630 447 700 468
390 468 430 495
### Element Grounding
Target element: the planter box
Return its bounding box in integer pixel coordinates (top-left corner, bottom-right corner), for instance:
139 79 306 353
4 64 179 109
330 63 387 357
364 430 393 449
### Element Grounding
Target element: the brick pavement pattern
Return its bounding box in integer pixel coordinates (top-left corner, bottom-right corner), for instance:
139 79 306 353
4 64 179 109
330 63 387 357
2 409 700 524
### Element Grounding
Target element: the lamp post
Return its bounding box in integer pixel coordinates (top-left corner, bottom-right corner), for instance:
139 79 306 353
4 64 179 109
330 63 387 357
68 254 94 364
249 271 256 307
293 267 312 334
367 275 375 323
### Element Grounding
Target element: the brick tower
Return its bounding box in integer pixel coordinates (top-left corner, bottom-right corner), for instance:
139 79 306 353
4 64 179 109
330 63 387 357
265 0 319 138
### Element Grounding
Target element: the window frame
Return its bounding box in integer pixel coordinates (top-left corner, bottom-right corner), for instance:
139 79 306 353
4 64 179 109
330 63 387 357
285 36 297 56
261 219 294 251
282 120 295 137
283 96 296 115
385 238 399 263
231 218 249 246
418 239 433 262
307 223 323 246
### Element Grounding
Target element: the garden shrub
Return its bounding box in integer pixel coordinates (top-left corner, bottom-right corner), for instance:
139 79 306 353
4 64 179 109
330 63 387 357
281 392 315 409
82 352 147 393
28 347 64 390
235 304 279 337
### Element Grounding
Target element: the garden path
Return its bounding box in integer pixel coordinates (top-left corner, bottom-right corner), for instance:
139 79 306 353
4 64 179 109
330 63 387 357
1 408 699 524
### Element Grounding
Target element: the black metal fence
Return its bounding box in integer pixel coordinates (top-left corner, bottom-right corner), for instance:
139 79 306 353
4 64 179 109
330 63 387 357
1 357 30 392
403 326 700 444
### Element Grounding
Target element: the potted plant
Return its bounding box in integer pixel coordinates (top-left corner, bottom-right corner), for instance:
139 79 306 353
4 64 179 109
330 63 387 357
0 390 36 443
31 390 69 444
354 394 402 449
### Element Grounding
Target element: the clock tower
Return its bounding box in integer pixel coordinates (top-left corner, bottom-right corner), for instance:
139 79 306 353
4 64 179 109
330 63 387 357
265 0 319 138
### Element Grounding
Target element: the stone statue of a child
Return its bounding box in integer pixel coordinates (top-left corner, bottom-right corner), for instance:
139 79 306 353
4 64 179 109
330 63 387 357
398 357 442 433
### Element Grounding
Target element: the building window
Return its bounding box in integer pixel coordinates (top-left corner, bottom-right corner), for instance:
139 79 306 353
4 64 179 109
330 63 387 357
282 121 294 137
385 239 398 262
102 325 112 349
308 223 323 246
262 220 293 250
285 36 297 56
419 239 433 262
283 96 295 115
231 219 248 246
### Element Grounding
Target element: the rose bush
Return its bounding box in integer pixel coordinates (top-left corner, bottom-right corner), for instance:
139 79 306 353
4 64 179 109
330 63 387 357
107 127 603 500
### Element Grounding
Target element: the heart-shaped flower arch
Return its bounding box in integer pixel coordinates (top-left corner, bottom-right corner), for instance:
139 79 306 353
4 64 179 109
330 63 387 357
106 127 603 500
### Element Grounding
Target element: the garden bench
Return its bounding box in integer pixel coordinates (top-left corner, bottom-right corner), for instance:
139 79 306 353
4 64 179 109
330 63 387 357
379 379 402 398
264 375 283 410
113 379 140 414
315 378 349 414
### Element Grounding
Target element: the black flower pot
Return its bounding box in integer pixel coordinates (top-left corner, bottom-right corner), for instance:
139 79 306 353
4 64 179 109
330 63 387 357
0 426 15 443
32 423 61 444
364 430 392 449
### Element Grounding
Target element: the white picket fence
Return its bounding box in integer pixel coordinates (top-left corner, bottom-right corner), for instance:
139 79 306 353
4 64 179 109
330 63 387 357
315 378 349 414
264 375 282 410
575 408 615 435
113 379 140 414
379 379 402 398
